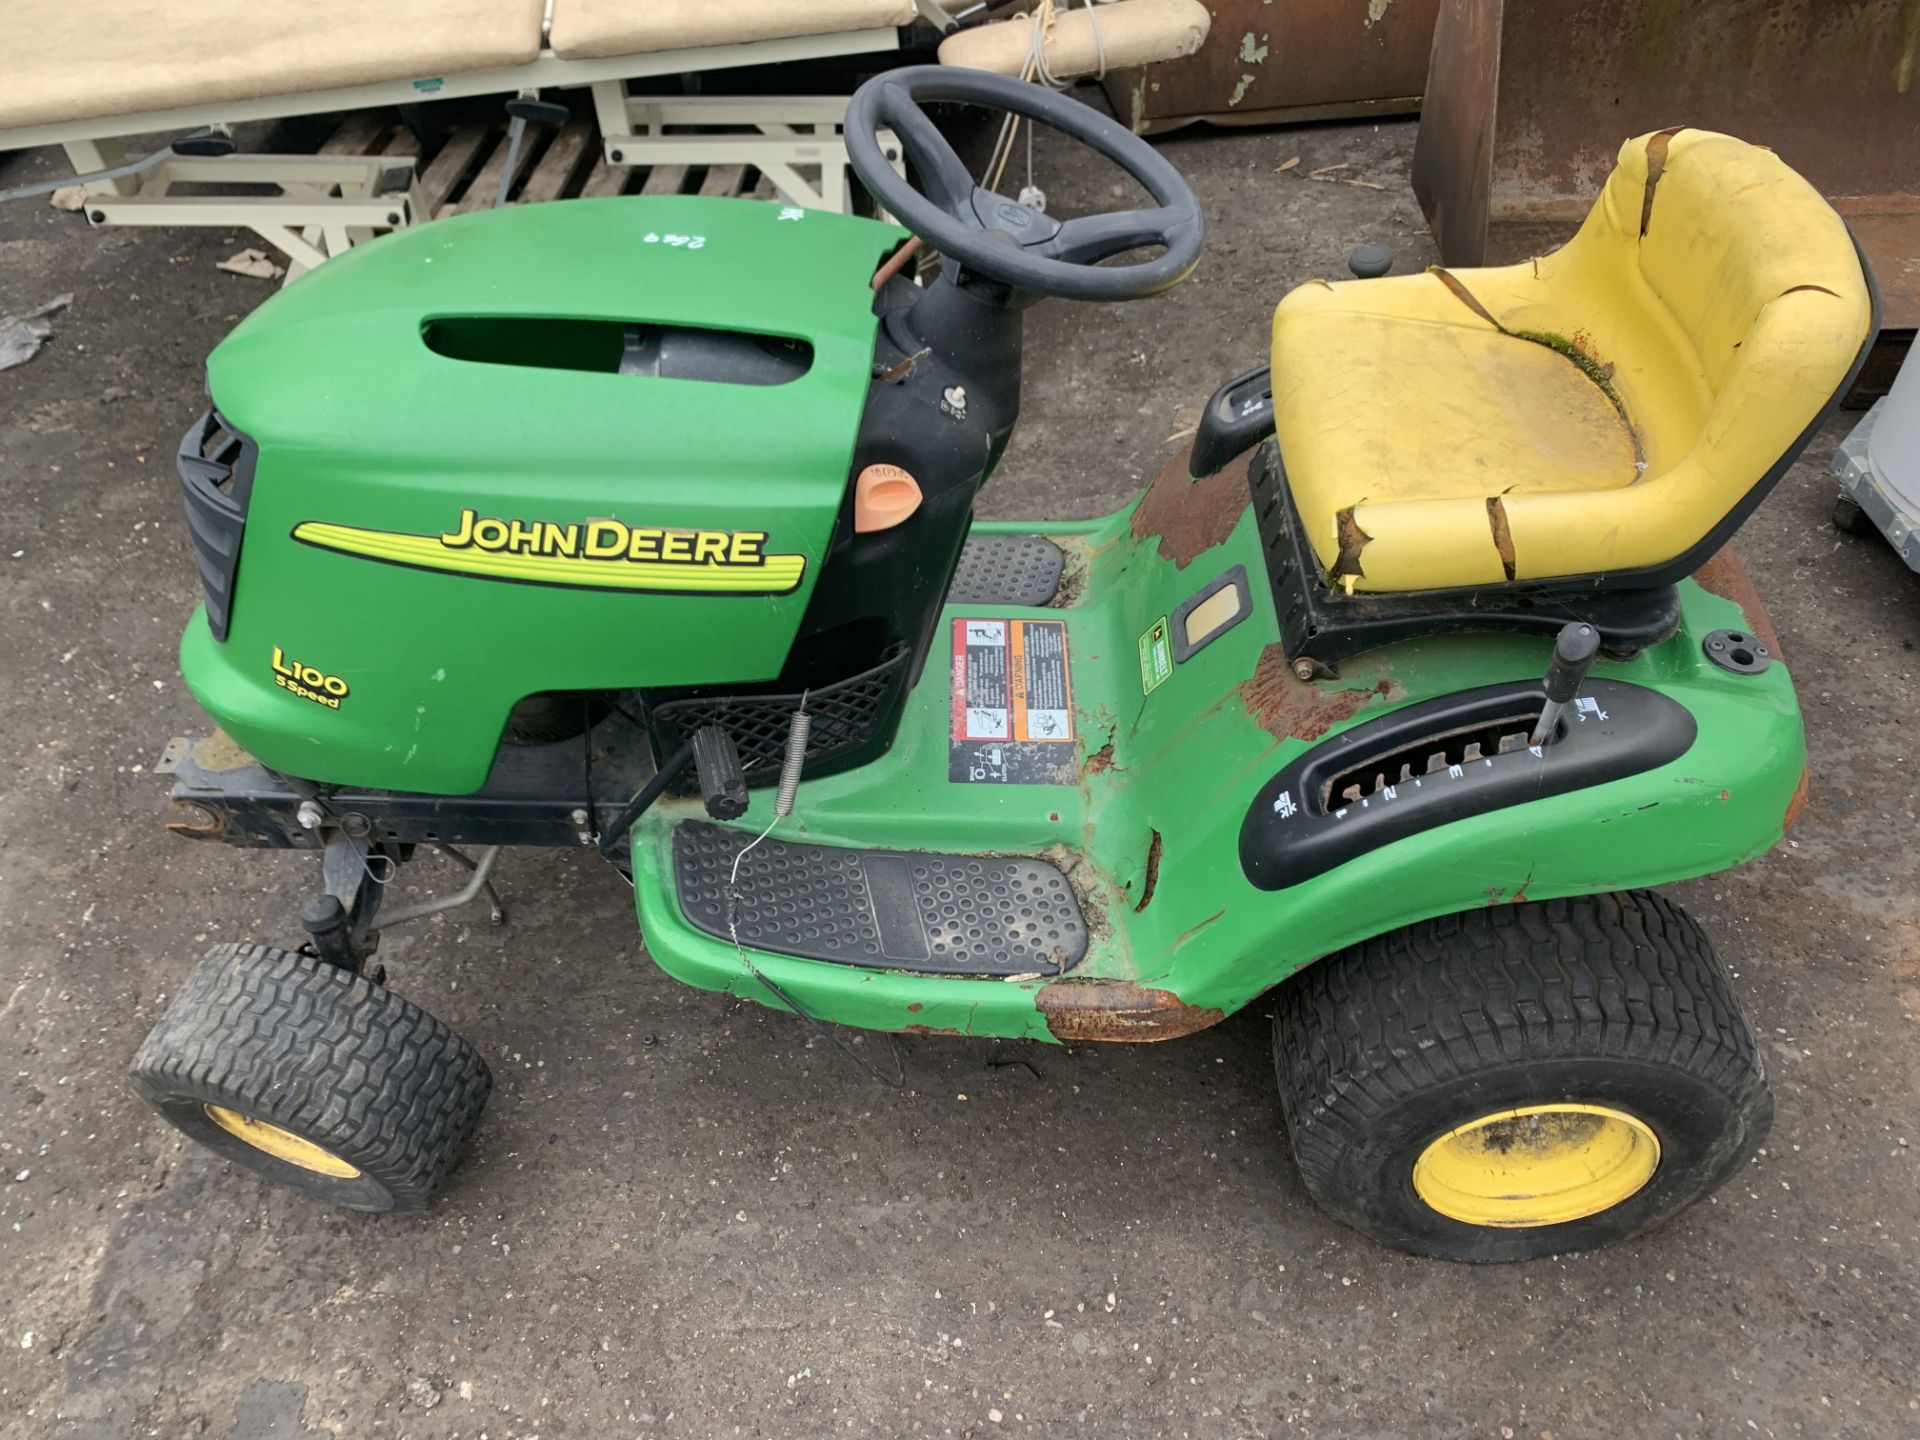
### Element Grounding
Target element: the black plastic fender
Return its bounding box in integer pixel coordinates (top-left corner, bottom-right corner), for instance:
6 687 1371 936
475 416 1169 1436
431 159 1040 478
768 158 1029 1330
1239 679 1697 890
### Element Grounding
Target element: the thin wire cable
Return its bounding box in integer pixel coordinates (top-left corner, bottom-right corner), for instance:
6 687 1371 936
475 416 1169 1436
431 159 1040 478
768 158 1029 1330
721 698 904 1088
981 0 1046 190
981 0 1110 192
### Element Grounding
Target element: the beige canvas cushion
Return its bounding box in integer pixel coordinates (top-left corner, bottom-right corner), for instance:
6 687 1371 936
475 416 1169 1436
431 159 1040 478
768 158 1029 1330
1 0 546 131
549 0 920 61
938 0 1210 78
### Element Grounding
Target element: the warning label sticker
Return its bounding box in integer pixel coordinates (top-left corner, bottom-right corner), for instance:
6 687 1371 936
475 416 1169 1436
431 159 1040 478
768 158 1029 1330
949 617 1076 785
1138 616 1172 696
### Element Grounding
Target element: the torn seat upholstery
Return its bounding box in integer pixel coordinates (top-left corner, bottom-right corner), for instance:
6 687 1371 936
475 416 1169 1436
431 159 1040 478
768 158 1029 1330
1269 128 1874 594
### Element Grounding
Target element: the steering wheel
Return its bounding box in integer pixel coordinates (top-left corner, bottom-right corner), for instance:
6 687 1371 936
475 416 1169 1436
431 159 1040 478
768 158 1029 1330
844 66 1204 303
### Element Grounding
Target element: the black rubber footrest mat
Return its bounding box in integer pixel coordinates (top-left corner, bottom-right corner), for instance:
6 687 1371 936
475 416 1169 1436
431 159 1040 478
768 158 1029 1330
672 822 1088 976
948 535 1064 607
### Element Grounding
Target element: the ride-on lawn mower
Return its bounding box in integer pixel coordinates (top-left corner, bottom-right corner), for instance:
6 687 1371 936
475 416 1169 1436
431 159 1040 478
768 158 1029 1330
131 70 1876 1261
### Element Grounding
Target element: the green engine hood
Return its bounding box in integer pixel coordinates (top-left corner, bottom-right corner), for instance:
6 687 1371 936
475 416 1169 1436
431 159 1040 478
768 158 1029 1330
182 196 905 794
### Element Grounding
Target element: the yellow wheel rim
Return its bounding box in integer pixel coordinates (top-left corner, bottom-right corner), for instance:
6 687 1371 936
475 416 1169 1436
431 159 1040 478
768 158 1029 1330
203 1104 361 1179
1411 1103 1659 1228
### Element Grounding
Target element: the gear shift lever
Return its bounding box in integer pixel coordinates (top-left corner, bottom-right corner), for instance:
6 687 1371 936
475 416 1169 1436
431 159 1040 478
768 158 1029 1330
1532 623 1601 747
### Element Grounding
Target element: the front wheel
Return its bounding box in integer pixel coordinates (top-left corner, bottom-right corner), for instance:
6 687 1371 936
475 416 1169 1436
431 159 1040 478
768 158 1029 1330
131 943 492 1210
1273 892 1771 1262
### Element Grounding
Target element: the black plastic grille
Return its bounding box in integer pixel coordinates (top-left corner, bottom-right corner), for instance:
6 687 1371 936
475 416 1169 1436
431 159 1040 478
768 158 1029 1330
650 647 912 784
176 408 258 641
947 535 1064 607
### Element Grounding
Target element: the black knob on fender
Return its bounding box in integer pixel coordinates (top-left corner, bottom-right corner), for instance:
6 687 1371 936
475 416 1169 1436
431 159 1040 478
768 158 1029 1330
1348 244 1392 279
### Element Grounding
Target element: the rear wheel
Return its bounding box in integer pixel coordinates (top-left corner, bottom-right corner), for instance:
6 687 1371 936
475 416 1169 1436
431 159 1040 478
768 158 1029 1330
1273 892 1771 1262
131 943 492 1210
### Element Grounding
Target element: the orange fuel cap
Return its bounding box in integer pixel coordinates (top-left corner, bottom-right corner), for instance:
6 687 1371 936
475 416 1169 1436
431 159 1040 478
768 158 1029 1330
854 463 923 533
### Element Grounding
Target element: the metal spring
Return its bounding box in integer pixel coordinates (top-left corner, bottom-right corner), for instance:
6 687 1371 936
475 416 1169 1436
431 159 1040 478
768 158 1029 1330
775 704 810 817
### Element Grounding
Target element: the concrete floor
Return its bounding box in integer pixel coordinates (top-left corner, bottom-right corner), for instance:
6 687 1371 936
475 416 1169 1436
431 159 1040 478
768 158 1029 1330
1 109 1916 1440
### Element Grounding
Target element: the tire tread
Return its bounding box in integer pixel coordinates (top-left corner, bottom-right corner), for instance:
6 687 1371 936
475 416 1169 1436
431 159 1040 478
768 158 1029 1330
130 944 491 1208
1275 892 1768 1207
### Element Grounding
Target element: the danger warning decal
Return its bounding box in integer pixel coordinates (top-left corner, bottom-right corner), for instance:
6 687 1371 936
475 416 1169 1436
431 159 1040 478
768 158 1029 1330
949 618 1076 785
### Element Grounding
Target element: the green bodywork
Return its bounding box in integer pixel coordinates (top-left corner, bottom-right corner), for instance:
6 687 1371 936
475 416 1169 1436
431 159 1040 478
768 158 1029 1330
183 197 905 793
173 194 1805 1043
628 491 1803 1041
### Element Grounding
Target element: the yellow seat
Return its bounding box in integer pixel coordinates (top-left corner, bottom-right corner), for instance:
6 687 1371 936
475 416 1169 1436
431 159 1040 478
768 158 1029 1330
1269 128 1874 593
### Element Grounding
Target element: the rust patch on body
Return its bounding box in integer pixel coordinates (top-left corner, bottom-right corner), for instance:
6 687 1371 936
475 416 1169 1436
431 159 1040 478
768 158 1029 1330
1037 980 1225 1043
1640 127 1685 236
1131 442 1254 569
1083 740 1116 777
1692 543 1785 662
1486 496 1517 581
1134 829 1163 912
1692 543 1810 833
1783 767 1811 834
164 808 229 842
1240 644 1398 741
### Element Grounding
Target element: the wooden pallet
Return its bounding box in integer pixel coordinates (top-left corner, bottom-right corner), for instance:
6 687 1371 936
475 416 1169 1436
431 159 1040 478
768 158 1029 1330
317 109 779 218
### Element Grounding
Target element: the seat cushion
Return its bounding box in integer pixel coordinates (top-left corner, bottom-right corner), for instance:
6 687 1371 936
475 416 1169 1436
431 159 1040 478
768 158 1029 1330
549 0 918 61
1 0 546 132
1271 128 1874 593
1275 293 1646 588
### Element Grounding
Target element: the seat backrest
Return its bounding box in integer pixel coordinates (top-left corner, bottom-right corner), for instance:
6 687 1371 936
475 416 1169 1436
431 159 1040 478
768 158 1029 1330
1603 128 1872 397
1263 126 1872 594
1494 127 1877 585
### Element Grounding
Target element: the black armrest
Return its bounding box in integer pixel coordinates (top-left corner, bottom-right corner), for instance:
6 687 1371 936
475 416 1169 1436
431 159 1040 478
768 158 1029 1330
1190 363 1273 479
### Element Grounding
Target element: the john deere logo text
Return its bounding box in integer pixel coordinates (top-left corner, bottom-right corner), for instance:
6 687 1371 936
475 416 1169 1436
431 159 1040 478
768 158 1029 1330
271 647 349 709
291 510 805 595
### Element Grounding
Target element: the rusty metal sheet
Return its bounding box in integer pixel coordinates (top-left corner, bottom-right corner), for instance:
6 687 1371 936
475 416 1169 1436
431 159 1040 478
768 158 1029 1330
1102 0 1440 133
1690 542 1812 832
1691 543 1784 664
1036 978 1225 1042
1129 442 1253 568
1412 0 1920 332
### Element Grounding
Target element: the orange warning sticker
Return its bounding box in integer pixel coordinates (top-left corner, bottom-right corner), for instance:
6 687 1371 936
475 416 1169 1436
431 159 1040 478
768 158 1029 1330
950 617 1075 784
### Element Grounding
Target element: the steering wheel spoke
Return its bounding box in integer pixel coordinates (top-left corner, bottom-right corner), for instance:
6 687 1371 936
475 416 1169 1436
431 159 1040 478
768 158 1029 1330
1030 208 1176 266
874 85 977 218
